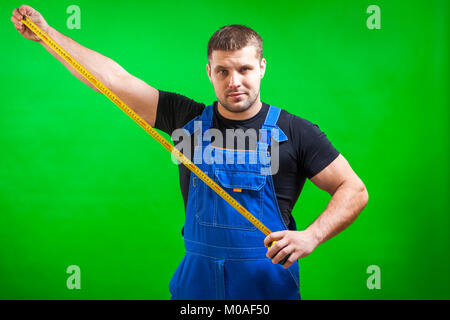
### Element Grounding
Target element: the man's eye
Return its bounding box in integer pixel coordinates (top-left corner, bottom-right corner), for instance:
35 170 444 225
241 68 249 72
219 70 227 75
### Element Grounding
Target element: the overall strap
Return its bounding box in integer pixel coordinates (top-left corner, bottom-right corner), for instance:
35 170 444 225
260 105 288 145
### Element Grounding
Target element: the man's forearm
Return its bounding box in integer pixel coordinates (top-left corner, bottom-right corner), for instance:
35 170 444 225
306 182 369 246
39 26 128 92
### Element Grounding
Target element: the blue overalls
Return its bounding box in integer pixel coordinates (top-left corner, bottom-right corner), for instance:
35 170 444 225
169 104 301 300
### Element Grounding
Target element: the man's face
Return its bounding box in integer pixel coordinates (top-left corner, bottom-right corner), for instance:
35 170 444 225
207 45 266 114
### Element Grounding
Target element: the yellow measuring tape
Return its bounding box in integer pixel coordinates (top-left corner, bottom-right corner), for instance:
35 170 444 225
21 16 276 237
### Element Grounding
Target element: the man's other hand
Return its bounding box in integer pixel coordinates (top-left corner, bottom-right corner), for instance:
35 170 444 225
264 230 319 269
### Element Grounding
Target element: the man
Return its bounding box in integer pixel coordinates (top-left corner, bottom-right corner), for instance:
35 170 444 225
11 5 369 300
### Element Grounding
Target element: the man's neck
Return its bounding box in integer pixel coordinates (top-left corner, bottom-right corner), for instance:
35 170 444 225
217 99 263 121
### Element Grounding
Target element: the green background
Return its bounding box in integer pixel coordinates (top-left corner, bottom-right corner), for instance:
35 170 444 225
1 0 448 299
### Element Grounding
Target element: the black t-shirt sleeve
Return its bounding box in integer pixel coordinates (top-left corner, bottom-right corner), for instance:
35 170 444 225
292 116 340 179
155 90 205 135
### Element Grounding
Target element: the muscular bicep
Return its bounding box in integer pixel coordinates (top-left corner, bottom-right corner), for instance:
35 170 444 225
111 73 159 127
310 154 364 195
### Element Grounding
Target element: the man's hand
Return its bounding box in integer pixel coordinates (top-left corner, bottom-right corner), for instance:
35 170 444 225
11 5 50 42
264 230 320 269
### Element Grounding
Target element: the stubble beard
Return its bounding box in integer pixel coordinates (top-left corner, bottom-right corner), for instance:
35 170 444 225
218 89 260 114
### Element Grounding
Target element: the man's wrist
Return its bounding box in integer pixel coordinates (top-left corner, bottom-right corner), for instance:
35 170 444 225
305 224 325 249
38 26 53 44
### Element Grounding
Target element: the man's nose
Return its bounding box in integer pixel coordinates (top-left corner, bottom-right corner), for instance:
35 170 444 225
228 73 242 88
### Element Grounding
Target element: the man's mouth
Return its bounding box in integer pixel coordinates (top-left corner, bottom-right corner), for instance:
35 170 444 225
228 92 245 97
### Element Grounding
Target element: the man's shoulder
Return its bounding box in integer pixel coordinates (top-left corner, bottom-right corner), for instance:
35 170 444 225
271 105 316 134
156 90 207 134
158 90 207 111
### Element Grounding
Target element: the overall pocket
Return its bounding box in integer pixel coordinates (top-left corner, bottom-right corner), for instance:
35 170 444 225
212 170 266 230
193 170 216 226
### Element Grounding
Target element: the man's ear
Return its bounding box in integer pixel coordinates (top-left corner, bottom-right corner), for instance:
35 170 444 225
260 58 267 79
206 63 212 82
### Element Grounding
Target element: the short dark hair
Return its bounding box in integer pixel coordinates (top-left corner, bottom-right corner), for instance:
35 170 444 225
207 25 263 62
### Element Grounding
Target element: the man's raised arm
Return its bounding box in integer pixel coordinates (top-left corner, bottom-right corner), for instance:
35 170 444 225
11 5 159 127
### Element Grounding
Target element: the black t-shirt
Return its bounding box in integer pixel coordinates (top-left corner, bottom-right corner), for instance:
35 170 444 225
155 90 340 229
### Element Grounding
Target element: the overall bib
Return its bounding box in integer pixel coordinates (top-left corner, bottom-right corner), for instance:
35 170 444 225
169 104 301 300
